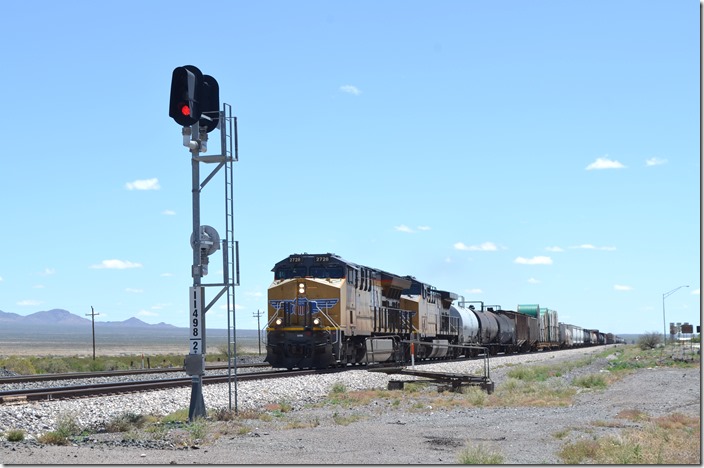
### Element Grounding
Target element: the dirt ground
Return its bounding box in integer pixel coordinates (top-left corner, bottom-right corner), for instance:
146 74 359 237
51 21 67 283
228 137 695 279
1 349 700 465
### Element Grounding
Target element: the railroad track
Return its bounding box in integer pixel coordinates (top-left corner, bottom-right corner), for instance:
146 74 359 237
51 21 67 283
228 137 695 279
0 368 340 404
0 354 495 404
0 362 269 385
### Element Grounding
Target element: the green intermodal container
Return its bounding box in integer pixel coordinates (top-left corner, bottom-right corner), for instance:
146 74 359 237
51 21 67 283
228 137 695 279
517 304 540 317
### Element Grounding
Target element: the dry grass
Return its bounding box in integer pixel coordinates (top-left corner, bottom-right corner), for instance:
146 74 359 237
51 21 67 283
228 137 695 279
558 413 700 464
457 443 505 464
616 409 650 422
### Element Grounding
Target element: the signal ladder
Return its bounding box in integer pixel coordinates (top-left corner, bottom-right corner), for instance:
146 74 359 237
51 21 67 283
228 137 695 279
221 103 240 412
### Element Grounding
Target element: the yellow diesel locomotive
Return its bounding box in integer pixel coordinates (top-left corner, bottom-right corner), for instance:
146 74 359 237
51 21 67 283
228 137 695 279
265 253 459 369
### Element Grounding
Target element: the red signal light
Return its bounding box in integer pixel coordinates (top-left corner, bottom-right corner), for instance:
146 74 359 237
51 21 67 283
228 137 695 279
170 66 203 126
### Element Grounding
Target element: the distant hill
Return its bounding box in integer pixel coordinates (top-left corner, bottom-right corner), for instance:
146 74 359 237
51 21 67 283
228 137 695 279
0 309 177 329
99 317 178 329
0 310 24 322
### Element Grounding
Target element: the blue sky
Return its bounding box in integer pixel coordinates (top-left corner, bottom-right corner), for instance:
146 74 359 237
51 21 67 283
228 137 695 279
1 0 700 335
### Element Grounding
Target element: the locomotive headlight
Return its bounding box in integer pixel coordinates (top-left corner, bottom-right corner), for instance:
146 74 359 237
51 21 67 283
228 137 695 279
298 282 306 294
275 318 283 326
312 317 321 326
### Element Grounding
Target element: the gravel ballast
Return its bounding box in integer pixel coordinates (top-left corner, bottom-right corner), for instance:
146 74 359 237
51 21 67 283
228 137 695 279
0 345 699 464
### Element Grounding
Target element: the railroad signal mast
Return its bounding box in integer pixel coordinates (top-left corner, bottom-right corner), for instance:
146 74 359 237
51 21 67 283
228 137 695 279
169 65 240 421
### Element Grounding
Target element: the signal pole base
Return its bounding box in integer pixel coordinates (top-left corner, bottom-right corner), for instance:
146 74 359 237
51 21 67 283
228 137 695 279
188 376 206 421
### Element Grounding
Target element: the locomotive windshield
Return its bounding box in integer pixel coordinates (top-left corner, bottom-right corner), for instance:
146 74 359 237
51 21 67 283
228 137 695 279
273 254 350 280
274 266 308 279
276 265 345 279
309 265 345 278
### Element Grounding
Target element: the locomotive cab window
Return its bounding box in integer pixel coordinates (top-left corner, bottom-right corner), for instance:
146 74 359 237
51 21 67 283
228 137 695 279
309 265 345 278
404 281 423 296
310 266 326 277
275 266 308 279
327 265 344 278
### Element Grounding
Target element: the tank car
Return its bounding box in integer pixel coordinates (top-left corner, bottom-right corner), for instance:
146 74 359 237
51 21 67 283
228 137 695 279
450 302 521 354
583 329 599 346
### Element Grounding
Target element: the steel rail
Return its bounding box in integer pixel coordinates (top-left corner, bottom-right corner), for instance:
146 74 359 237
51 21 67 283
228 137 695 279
0 362 269 385
0 368 337 404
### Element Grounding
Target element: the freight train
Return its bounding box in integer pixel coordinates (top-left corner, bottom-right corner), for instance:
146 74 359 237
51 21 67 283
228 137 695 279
265 253 621 369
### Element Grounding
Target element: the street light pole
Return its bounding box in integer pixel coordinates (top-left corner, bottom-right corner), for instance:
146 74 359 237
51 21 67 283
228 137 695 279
662 285 689 345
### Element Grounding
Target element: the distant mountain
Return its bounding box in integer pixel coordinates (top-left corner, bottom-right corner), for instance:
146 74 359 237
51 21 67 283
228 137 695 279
98 317 178 329
25 309 92 326
0 310 23 322
0 309 177 329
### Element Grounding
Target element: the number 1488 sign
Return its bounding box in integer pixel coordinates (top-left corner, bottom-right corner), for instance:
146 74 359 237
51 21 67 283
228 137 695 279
189 287 205 354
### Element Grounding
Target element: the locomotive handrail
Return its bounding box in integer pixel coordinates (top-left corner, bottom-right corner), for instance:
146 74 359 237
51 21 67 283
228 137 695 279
314 306 341 345
264 311 281 329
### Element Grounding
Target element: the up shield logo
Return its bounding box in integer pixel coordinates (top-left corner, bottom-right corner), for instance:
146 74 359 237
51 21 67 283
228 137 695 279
269 297 339 316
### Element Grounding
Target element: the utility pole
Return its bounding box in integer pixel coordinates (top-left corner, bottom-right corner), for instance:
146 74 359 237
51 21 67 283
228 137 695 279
662 285 689 346
253 310 263 355
86 306 99 360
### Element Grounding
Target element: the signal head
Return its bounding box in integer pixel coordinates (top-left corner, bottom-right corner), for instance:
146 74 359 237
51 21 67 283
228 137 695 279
169 65 204 127
200 74 220 133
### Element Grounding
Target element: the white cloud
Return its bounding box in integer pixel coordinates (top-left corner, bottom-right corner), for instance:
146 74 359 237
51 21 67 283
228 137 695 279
527 277 541 284
394 225 414 233
394 225 431 233
160 272 174 277
614 284 633 291
125 288 144 293
17 299 42 306
545 246 564 252
586 157 626 170
465 288 483 294
0 276 3 282
570 244 616 251
91 259 143 269
40 268 56 276
692 289 700 295
454 241 498 251
339 85 361 95
162 209 176 216
125 178 160 191
645 157 667 167
514 256 553 265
